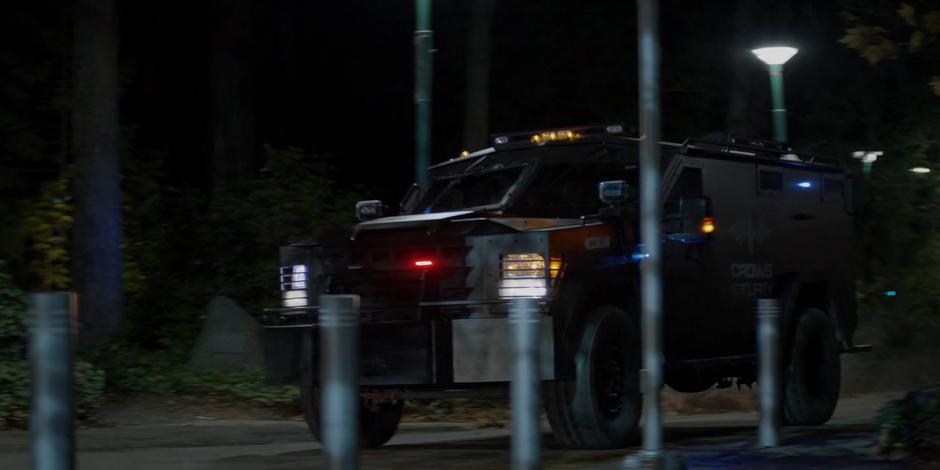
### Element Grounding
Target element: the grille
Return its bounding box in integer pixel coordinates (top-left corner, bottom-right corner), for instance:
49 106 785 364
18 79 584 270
318 243 471 309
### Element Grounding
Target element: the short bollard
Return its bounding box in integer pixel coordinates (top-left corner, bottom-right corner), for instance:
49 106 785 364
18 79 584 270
757 298 782 448
509 297 541 470
29 292 76 470
319 295 361 470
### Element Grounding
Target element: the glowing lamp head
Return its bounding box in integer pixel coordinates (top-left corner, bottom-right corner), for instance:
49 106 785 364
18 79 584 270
910 166 931 174
852 150 883 164
751 46 798 66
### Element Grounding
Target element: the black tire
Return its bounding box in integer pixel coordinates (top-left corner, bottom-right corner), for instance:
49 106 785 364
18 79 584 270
300 386 404 448
544 305 642 449
782 308 841 426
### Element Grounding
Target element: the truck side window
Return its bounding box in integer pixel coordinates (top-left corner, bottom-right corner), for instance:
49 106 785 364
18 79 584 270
664 167 703 215
759 170 783 192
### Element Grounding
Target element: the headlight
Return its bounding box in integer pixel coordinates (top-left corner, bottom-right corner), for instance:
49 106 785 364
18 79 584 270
499 253 547 298
280 264 308 307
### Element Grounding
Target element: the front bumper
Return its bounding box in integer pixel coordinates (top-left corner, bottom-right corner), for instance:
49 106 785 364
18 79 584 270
262 299 518 328
262 301 556 388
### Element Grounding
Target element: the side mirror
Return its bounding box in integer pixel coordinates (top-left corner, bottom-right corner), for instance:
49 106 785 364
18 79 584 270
598 180 630 205
356 200 384 221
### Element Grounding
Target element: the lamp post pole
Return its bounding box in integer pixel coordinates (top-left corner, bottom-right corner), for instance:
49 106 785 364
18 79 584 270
851 150 881 283
414 0 433 187
768 63 787 142
752 47 797 143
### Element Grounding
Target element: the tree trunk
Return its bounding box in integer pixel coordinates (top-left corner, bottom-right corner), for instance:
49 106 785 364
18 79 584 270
209 0 257 186
72 0 123 345
462 0 495 150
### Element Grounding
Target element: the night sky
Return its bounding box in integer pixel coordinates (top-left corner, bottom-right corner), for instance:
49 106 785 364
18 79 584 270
1 1 898 203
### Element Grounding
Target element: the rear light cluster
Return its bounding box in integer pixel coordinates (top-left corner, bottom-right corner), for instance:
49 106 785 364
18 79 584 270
280 264 308 308
498 253 563 298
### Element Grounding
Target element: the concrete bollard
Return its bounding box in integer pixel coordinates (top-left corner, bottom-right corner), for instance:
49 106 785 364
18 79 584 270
757 298 782 448
28 292 76 470
319 295 361 470
509 297 541 470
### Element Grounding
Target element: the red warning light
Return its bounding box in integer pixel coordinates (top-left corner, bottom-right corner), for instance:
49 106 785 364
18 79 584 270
414 259 435 268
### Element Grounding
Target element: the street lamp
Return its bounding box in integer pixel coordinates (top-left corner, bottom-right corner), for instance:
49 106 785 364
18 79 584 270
852 150 883 176
910 166 931 174
752 46 798 142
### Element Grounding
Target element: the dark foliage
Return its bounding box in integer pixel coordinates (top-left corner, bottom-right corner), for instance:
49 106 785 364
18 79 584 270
122 145 357 351
0 261 105 428
879 384 940 463
0 0 938 424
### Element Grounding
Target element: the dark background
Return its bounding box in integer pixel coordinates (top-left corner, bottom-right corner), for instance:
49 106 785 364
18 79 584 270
0 0 937 435
0 0 937 351
3 0 905 203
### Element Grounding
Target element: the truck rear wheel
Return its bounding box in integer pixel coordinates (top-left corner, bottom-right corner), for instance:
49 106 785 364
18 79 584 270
782 309 841 425
300 386 403 448
544 305 641 449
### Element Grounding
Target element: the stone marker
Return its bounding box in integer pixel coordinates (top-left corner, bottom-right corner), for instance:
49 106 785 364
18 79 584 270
189 296 264 370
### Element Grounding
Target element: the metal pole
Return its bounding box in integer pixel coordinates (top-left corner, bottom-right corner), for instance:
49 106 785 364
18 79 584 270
757 298 781 447
637 0 664 457
414 0 433 187
29 292 76 470
768 63 787 142
859 158 873 282
319 295 360 470
509 297 540 470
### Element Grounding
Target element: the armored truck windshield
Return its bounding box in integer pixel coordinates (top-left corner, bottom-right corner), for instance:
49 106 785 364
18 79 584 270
422 165 526 213
412 142 640 217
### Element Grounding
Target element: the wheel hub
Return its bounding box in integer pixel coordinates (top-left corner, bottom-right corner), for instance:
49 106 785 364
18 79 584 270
597 343 626 417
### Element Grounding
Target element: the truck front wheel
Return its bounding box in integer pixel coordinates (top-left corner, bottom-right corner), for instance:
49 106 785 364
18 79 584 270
300 386 403 448
782 309 841 425
544 305 642 449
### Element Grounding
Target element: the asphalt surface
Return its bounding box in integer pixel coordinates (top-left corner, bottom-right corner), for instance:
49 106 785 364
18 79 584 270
0 392 906 470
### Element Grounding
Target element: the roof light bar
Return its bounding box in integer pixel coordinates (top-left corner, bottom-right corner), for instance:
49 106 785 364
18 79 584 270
491 124 626 146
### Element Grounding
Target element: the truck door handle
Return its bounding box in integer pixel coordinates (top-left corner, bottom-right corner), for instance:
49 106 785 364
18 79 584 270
791 213 816 221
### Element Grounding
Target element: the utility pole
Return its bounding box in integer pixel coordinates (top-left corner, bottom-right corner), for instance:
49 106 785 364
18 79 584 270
319 295 360 469
626 5 685 465
414 0 433 187
757 298 782 447
29 292 77 470
633 0 668 465
509 298 540 470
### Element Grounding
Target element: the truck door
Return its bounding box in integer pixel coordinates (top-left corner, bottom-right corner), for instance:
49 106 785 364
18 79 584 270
661 162 716 360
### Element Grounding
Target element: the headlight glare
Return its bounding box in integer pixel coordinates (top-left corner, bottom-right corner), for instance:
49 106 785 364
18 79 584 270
280 264 309 307
499 253 548 298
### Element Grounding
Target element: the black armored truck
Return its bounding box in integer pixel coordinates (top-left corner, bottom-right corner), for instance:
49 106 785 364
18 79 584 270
263 126 862 449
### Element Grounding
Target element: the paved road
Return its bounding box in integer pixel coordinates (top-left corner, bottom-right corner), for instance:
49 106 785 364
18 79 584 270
0 393 904 469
